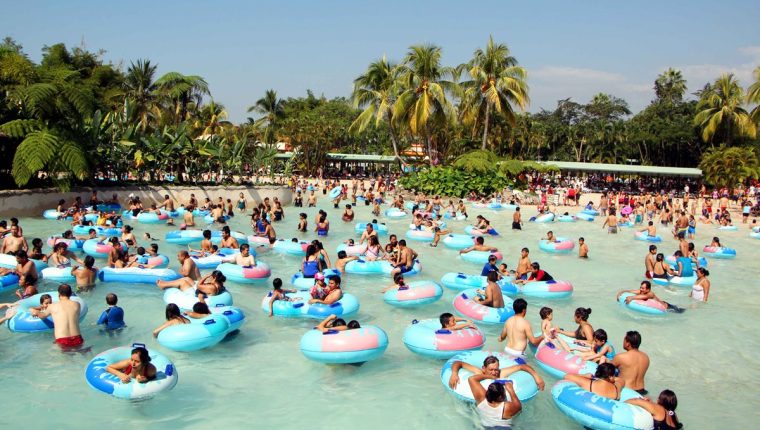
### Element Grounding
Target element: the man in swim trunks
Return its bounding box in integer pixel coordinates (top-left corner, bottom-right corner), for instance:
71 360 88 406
602 208 618 234
673 210 689 239
0 224 28 254
218 226 239 248
612 331 650 395
459 237 498 255
156 251 201 290
512 207 522 230
498 298 544 359
578 237 588 258
390 240 417 277
30 284 83 349
644 245 657 279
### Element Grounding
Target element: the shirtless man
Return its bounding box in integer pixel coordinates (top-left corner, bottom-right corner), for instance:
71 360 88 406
498 299 544 358
107 239 127 268
1 224 28 254
218 226 239 248
447 354 545 392
190 230 214 254
673 211 689 239
71 256 98 291
602 208 618 234
616 281 672 308
512 207 522 230
515 248 532 280
211 204 224 222
578 237 589 258
677 235 689 256
459 236 498 255
644 245 657 279
156 251 201 290
474 271 504 308
335 250 358 273
227 244 256 266
612 331 650 395
30 283 83 349
0 250 38 293
359 223 378 245
183 205 196 227
390 239 418 277
157 194 175 212
640 221 657 237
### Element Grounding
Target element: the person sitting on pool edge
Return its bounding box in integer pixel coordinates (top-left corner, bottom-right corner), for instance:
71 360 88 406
106 346 157 384
439 312 476 331
447 354 545 392
563 362 624 400
316 313 360 332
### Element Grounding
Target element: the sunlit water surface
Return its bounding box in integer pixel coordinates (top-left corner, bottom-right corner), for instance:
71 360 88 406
1 200 758 429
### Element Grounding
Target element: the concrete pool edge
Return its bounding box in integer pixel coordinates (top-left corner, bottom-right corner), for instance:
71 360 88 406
0 185 292 217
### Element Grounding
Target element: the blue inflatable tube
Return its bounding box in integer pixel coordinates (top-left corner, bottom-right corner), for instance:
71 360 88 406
272 239 308 256
573 212 595 221
85 343 178 400
300 326 388 364
43 209 66 220
453 289 514 324
190 248 240 270
557 215 576 222
440 350 539 402
552 381 653 430
702 246 736 259
383 280 443 307
72 225 121 236
163 287 233 309
94 203 122 213
165 229 204 245
98 267 181 284
83 239 127 259
532 213 555 223
384 208 407 219
290 269 341 289
499 279 574 299
204 214 230 224
83 213 100 223
212 305 246 332
464 225 499 236
210 230 248 246
403 319 485 359
440 272 487 290
442 234 476 250
1 273 20 291
581 208 600 216
617 292 667 315
329 186 342 199
538 237 575 254
354 222 388 235
651 275 696 288
261 290 360 319
217 262 271 284
157 314 231 351
0 254 48 271
460 250 502 264
8 293 88 333
41 267 76 283
343 259 421 276
634 232 662 242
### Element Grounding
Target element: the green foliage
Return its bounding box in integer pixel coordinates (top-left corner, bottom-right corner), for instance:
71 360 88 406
452 149 500 172
399 166 510 197
699 145 760 189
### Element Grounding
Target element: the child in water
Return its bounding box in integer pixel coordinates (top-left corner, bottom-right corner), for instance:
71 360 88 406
575 329 615 364
539 307 571 351
0 293 52 325
342 204 354 222
297 213 308 233
267 278 300 317
97 293 125 330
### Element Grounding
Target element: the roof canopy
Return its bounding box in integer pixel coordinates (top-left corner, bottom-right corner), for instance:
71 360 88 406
274 152 701 177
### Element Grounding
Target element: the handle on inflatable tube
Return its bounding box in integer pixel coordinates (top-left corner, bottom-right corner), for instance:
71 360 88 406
436 329 452 334
412 319 419 324
329 303 340 308
514 357 526 365
293 303 304 308
323 329 339 335
203 319 217 325
223 310 233 316
132 342 147 349
165 364 174 376
461 293 469 299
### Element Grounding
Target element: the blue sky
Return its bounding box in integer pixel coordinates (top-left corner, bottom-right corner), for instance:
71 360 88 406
3 0 759 122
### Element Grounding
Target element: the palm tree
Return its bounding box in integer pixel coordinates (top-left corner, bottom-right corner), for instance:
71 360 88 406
122 59 158 131
654 68 687 104
349 57 406 167
746 66 760 124
699 145 760 189
393 44 458 166
247 89 284 144
694 74 756 145
460 36 529 150
154 72 210 125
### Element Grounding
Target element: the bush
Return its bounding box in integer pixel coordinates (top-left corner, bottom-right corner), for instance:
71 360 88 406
399 166 510 197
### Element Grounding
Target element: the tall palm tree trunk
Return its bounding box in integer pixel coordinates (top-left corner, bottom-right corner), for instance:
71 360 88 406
481 102 491 150
388 124 407 170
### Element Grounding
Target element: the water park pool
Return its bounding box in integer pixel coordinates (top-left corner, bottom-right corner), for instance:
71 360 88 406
1 200 758 429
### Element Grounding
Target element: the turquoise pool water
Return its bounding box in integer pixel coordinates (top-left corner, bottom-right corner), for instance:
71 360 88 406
1 200 758 429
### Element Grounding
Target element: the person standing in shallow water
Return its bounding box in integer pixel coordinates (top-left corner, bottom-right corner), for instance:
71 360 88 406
30 284 83 349
612 330 650 395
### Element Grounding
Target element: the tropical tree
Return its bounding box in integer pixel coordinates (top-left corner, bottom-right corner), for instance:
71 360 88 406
654 68 687 104
349 57 406 166
694 74 756 145
121 59 158 131
746 66 760 124
154 72 210 125
460 36 529 150
393 44 458 166
452 149 500 172
247 89 284 144
699 145 760 189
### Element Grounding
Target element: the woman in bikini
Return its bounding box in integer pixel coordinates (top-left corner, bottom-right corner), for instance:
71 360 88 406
364 236 383 261
563 362 624 400
106 346 157 383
